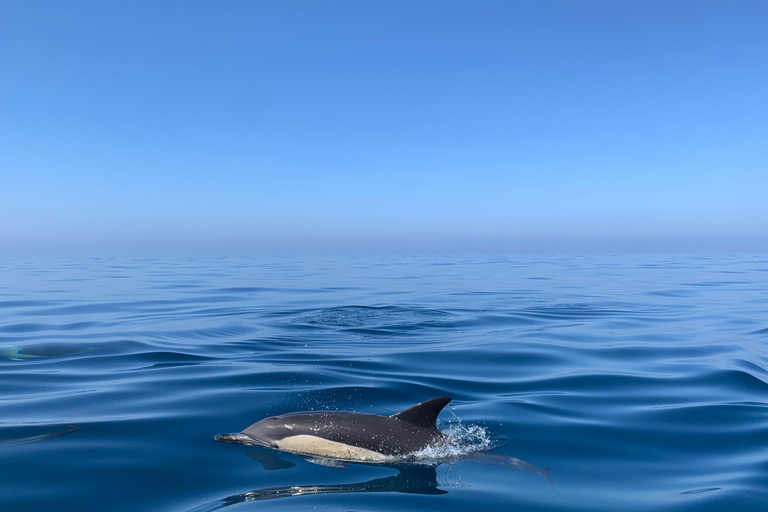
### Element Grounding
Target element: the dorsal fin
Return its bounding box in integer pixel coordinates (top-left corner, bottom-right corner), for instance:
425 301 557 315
390 397 451 429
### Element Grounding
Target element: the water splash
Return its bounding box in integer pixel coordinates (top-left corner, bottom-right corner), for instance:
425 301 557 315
404 420 496 463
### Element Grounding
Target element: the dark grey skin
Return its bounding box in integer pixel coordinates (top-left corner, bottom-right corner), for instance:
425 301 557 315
216 397 451 458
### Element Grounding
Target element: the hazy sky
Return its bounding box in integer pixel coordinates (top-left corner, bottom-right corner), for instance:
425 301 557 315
2 1 766 255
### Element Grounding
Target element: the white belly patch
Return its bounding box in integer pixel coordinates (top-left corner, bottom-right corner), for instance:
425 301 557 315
276 435 387 461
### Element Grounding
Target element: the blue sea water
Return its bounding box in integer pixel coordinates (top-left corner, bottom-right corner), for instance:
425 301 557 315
1 254 767 512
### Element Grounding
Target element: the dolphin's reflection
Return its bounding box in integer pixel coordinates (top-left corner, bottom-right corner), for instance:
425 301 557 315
188 464 444 512
246 449 296 470
188 448 551 512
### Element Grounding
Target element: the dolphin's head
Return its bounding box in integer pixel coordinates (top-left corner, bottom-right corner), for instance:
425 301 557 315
243 415 287 445
214 415 293 447
239 414 305 447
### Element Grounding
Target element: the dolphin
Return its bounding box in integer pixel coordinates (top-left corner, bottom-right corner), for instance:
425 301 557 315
1 346 44 361
215 397 451 462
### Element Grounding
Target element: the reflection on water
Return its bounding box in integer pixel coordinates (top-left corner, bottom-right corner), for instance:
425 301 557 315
188 464 444 512
245 448 296 470
188 447 552 511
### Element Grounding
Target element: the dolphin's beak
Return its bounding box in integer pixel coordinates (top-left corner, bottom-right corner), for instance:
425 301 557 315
214 433 271 446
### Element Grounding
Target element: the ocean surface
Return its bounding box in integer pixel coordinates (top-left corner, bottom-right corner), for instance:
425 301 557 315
1 254 767 512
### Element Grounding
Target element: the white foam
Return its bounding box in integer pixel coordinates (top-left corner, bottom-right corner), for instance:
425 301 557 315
394 418 499 464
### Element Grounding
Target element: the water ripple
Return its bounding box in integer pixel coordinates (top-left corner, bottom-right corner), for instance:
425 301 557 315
1 254 767 511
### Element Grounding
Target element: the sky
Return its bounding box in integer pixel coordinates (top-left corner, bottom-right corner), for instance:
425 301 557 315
1 0 767 255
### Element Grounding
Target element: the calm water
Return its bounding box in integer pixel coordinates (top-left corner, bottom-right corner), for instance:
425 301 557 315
2 254 767 512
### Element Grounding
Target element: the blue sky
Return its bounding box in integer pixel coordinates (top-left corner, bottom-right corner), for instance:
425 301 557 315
1 1 766 255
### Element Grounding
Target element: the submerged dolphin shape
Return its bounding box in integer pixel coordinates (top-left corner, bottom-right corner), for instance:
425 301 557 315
215 397 451 462
0 425 81 446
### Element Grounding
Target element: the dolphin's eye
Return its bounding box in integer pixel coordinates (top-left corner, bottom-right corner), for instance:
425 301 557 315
271 417 280 420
